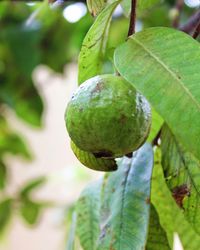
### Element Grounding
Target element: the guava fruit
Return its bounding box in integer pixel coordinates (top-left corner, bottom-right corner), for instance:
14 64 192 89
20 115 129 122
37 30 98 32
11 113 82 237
71 141 117 171
65 74 151 158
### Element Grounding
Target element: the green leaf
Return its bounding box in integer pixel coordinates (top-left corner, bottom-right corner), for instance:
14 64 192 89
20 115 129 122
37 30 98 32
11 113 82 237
0 198 12 234
0 132 31 159
71 141 117 172
97 143 153 250
121 0 161 17
0 161 7 190
20 199 42 225
161 124 200 235
78 1 120 84
114 27 200 161
146 204 170 250
76 180 102 250
137 0 161 10
20 176 46 199
0 16 44 127
151 149 200 249
0 73 43 127
87 0 109 16
147 107 163 143
0 116 31 159
3 25 42 76
141 5 171 28
107 17 129 53
0 23 43 126
66 212 77 250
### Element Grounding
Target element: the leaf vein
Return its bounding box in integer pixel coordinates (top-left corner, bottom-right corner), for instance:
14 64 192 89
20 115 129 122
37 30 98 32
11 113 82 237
130 36 200 112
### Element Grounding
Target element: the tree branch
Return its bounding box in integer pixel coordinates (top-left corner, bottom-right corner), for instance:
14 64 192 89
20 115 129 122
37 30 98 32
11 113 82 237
193 20 200 39
127 0 137 36
179 10 200 34
172 0 184 28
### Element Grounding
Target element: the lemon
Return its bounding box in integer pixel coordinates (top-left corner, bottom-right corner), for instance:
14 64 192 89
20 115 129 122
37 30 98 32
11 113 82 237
65 74 151 158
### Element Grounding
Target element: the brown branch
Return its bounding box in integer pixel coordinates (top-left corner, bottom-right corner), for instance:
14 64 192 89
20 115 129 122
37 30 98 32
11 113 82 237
172 0 184 28
179 10 200 34
193 20 200 39
127 0 137 36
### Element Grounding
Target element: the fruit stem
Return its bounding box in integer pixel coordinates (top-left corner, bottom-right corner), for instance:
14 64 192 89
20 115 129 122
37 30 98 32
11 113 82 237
127 0 137 37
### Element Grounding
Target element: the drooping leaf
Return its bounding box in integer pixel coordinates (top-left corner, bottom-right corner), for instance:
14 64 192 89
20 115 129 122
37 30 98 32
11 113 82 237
71 141 117 172
146 204 170 250
161 124 200 235
20 199 42 225
97 143 153 250
76 180 102 250
114 27 200 161
0 198 12 234
78 0 120 84
0 161 7 190
151 149 200 250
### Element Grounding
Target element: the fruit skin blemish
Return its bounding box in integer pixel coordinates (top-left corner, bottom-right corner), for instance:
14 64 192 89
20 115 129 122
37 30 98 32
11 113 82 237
65 74 151 164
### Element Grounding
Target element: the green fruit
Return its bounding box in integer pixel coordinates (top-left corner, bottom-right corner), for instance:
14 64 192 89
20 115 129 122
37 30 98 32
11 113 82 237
65 74 151 158
71 141 117 171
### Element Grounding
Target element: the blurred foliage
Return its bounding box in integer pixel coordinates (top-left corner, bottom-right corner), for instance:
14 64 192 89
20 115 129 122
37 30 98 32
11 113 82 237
0 0 199 244
0 198 12 234
0 1 93 127
0 115 31 159
0 0 93 236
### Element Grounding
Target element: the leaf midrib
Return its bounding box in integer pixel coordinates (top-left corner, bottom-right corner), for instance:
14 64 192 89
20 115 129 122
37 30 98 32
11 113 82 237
118 159 142 249
130 36 200 112
118 162 132 250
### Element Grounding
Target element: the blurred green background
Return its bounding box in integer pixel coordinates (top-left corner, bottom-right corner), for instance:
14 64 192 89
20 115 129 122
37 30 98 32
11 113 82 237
0 0 199 249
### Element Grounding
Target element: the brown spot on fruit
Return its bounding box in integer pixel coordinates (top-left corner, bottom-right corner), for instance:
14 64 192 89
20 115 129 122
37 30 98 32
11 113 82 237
93 150 113 158
65 75 151 160
91 82 104 95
